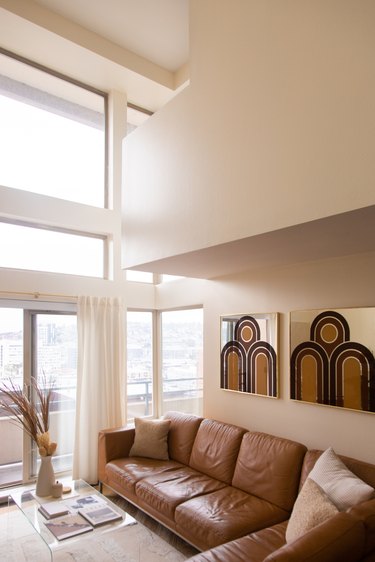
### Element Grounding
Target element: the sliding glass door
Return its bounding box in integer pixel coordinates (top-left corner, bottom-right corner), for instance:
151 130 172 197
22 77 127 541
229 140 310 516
30 312 77 479
0 305 77 488
0 308 23 486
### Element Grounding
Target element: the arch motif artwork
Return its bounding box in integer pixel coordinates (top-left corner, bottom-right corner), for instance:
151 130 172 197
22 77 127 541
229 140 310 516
290 309 375 413
221 313 278 398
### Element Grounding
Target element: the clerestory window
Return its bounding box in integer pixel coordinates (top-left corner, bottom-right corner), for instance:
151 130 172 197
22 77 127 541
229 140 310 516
0 49 107 208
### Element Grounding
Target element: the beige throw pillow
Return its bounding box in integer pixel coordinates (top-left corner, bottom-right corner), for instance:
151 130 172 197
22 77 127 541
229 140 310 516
308 447 374 511
129 417 171 460
286 478 338 543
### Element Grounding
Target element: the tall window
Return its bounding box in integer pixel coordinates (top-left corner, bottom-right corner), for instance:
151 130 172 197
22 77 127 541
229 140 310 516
0 50 109 279
0 304 77 488
127 311 153 420
126 308 203 421
160 308 203 416
0 50 107 207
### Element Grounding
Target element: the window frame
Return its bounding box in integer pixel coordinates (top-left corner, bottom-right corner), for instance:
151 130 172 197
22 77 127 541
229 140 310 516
126 306 203 422
0 218 109 279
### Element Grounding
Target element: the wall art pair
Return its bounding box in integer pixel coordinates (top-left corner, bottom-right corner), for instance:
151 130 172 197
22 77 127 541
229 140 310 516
220 308 375 414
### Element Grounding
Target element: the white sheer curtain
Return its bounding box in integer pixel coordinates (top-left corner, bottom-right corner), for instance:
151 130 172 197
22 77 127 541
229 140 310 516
73 296 126 483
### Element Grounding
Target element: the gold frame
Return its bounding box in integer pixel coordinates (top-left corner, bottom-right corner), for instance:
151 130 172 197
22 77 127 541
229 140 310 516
290 307 375 413
220 312 279 398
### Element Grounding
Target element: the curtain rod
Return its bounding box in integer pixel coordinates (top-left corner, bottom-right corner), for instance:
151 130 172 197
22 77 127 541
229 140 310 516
0 290 77 301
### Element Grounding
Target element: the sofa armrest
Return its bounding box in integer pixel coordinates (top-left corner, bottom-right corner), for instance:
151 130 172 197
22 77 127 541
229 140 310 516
98 426 135 483
264 512 365 562
349 498 375 555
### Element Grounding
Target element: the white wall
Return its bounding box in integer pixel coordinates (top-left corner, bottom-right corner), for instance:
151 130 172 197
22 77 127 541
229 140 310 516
155 252 375 464
200 251 375 464
123 0 375 268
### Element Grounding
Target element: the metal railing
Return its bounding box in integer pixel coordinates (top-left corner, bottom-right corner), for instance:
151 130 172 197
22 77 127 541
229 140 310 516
0 376 203 486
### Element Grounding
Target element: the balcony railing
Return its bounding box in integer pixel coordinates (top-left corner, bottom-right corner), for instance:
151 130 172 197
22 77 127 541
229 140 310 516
0 377 203 487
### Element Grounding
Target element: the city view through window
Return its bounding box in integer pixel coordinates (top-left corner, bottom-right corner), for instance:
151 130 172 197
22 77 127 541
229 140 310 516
1 306 203 486
161 309 203 416
127 308 203 420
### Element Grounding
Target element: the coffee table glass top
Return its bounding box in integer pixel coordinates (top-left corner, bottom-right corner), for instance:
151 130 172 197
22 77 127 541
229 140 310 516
0 495 51 561
5 480 188 561
8 479 136 552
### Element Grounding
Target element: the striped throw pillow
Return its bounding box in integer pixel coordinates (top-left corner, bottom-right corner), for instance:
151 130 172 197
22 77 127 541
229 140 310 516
309 447 374 511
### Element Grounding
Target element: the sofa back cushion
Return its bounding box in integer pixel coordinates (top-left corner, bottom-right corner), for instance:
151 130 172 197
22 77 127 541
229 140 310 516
301 450 375 491
189 418 247 484
232 432 307 512
163 411 203 465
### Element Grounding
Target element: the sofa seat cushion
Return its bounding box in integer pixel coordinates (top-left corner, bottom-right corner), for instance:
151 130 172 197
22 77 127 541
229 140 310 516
105 457 183 493
187 521 287 562
135 467 227 520
175 486 289 550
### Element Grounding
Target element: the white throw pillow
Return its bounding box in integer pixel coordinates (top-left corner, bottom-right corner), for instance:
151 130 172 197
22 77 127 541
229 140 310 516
286 477 338 543
308 447 374 511
129 417 171 460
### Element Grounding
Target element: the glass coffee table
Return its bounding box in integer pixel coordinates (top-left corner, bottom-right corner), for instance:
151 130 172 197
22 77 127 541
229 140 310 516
4 479 188 561
0 495 51 561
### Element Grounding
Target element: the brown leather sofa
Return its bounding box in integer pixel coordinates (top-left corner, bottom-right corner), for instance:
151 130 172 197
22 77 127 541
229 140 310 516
98 411 375 561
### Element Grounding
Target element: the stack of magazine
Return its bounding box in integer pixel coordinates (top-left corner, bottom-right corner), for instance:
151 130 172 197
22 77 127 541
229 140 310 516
38 494 123 540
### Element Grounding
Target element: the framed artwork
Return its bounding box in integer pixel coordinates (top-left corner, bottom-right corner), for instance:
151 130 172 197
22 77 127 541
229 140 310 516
220 313 278 398
290 308 375 413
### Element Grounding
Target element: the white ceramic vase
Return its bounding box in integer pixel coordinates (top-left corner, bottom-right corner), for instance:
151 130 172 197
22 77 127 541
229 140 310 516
36 455 55 497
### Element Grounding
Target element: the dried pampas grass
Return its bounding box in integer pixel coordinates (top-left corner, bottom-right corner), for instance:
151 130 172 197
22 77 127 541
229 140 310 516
0 377 57 456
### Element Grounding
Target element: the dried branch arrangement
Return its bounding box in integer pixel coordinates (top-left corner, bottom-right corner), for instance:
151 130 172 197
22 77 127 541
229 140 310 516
0 377 57 456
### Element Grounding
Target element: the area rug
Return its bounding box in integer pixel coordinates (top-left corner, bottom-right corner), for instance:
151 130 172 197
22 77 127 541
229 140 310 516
53 522 195 562
108 494 199 559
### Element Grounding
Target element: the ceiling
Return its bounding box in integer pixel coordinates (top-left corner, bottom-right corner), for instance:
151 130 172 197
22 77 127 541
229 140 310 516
32 0 189 72
132 206 375 279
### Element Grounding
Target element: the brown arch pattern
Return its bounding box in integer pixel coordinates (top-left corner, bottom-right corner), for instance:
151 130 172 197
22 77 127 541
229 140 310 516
311 312 349 356
330 342 375 411
235 316 261 352
221 316 277 397
247 342 277 397
221 341 246 391
290 342 329 403
291 311 375 412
